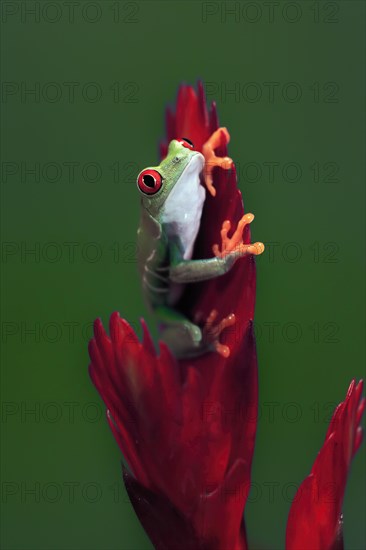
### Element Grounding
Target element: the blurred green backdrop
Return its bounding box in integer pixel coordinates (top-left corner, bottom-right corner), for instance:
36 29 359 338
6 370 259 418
1 1 365 549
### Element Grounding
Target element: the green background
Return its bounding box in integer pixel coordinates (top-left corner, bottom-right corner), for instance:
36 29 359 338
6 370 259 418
1 1 365 548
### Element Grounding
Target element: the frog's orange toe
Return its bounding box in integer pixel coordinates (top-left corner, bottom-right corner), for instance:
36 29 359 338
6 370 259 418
213 214 264 259
202 128 234 196
202 310 236 358
250 242 265 255
215 342 231 358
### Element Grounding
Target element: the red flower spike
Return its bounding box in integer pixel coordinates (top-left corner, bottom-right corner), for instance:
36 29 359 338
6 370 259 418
89 82 258 549
286 380 365 550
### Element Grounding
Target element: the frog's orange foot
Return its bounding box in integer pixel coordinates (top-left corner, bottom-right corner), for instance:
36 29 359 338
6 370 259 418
200 309 236 358
212 213 265 259
202 127 234 197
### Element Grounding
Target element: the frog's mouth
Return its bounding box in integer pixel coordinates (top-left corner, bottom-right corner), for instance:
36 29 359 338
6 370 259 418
162 152 206 260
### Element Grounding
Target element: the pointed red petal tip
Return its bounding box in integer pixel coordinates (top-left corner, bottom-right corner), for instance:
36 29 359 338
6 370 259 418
140 318 156 356
108 310 139 346
93 317 107 341
286 380 365 550
161 80 217 156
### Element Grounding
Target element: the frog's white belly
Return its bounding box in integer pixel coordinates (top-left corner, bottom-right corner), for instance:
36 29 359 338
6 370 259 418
161 153 205 305
161 153 205 260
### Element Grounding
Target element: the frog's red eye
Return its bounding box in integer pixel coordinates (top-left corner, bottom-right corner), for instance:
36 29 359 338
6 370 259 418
178 138 195 150
137 169 163 195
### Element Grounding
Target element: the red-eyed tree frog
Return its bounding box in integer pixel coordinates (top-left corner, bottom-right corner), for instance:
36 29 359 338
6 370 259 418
136 128 264 358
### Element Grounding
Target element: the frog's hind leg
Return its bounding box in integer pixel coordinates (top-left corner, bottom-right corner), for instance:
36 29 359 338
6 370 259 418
155 306 203 359
155 306 236 359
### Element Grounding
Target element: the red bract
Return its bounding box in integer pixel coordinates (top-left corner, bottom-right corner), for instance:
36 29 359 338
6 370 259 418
286 380 365 550
89 313 256 549
89 82 364 550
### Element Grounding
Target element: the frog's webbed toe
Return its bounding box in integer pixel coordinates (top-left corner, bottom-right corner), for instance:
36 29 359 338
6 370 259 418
202 127 234 196
195 309 236 358
212 213 265 260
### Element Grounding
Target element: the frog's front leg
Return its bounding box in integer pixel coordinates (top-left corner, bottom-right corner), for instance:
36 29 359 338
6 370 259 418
155 305 236 358
169 213 264 284
163 214 264 358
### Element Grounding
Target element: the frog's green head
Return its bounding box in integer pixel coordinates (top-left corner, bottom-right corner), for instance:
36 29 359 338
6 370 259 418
136 138 205 219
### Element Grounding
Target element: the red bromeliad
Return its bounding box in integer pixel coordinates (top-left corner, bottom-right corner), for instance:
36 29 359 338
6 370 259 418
286 379 365 550
88 83 364 549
